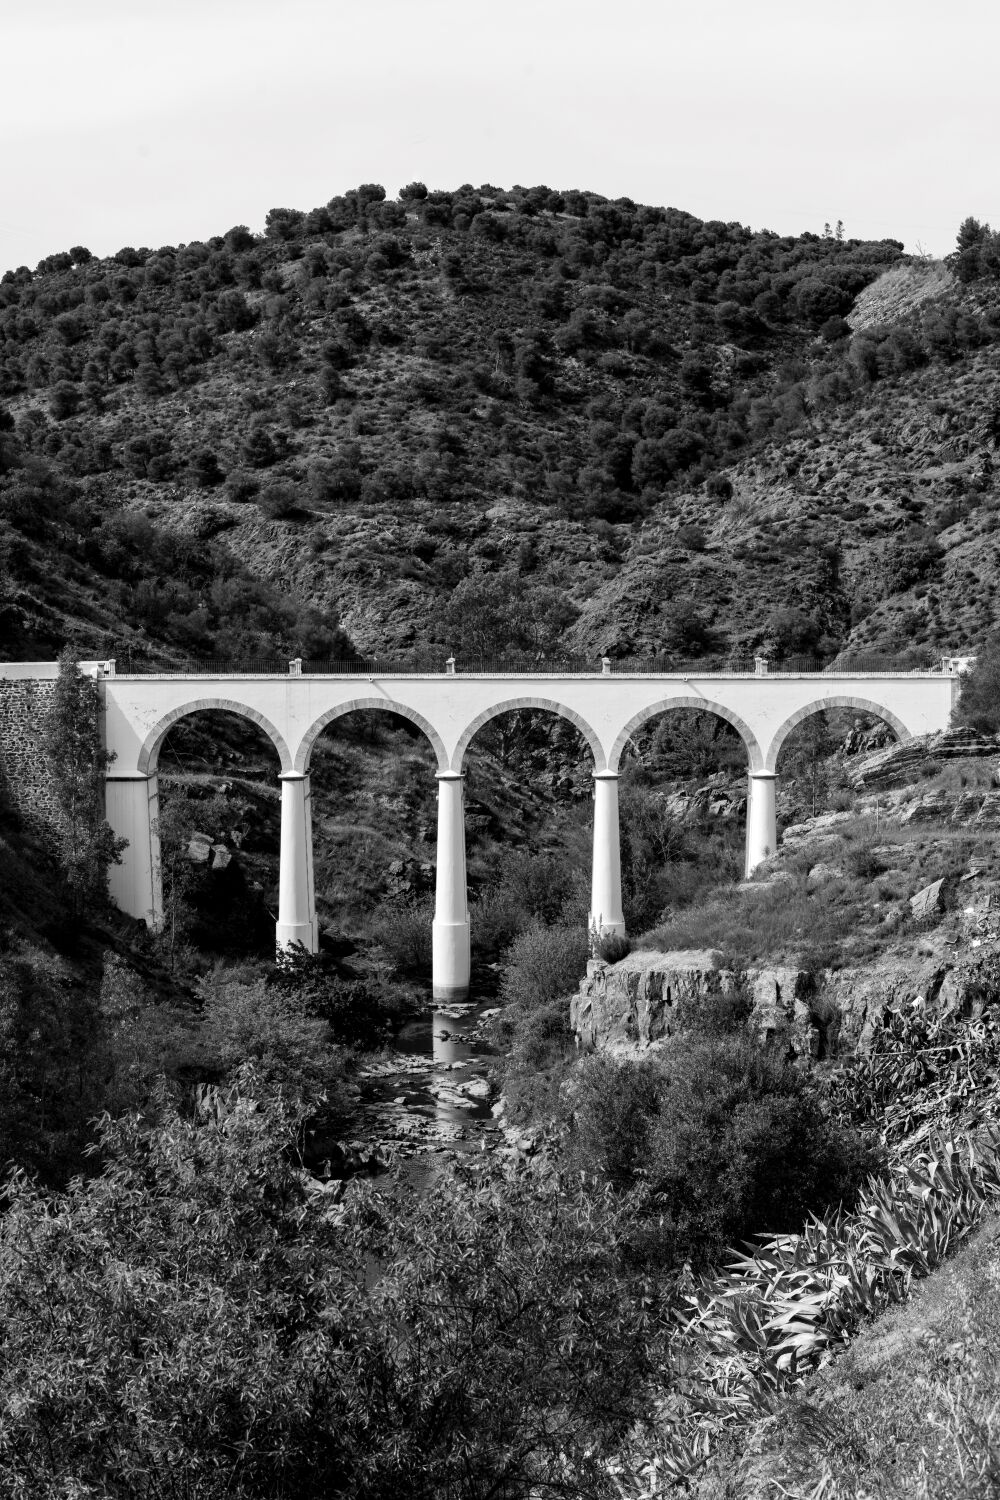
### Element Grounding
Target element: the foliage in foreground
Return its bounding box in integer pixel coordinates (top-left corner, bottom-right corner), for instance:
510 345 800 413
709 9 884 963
697 1215 1000 1500
0 1072 664 1500
614 1129 1000 1495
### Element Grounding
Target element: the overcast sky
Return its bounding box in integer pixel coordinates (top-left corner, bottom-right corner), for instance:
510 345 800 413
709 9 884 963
2 0 997 273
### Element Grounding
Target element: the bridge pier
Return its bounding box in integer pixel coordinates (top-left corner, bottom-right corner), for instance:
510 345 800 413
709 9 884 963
276 772 318 953
432 771 471 1000
105 772 163 927
590 771 626 939
745 771 777 877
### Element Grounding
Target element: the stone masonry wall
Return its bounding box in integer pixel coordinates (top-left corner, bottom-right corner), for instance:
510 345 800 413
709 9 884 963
0 678 63 849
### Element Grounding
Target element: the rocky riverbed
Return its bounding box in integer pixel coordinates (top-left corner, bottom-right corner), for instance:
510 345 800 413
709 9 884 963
345 1000 518 1186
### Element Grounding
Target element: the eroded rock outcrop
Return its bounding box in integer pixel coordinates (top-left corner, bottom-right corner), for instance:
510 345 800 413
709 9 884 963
571 949 834 1060
572 941 1000 1060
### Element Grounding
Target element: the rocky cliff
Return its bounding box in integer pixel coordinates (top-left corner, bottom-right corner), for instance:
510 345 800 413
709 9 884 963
572 938 1000 1062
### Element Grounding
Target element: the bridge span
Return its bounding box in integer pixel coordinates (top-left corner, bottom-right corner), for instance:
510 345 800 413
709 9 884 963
83 661 960 999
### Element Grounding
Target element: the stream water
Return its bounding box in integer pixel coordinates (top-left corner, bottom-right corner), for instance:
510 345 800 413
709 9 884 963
359 998 503 1185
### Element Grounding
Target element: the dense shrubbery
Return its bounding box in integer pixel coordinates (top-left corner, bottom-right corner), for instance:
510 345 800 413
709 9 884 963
563 1009 877 1269
0 1075 664 1500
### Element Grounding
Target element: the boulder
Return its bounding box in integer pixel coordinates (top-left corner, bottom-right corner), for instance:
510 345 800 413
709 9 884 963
186 833 212 863
910 878 946 921
780 811 855 846
850 739 930 790
210 844 231 870
852 729 1000 791
807 861 843 887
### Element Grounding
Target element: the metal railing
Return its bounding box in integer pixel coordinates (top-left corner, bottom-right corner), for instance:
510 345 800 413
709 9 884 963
106 649 948 678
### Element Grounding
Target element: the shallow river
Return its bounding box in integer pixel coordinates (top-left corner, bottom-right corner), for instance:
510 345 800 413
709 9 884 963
359 999 503 1184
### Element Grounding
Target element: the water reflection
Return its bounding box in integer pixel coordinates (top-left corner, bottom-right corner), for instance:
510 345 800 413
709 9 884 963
361 998 498 1177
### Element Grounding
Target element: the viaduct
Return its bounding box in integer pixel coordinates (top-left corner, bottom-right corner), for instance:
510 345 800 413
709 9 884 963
1 661 964 1000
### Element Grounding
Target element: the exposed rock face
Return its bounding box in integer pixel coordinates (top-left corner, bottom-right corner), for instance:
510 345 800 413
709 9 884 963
571 950 833 1060
571 941 1000 1060
901 789 951 825
851 728 1000 791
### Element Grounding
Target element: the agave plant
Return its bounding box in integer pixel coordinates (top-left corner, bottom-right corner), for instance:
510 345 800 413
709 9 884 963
612 1128 1000 1494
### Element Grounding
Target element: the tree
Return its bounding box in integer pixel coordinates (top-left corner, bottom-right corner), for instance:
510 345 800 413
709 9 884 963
953 637 1000 732
48 380 79 421
42 651 126 914
956 215 990 252
794 277 852 325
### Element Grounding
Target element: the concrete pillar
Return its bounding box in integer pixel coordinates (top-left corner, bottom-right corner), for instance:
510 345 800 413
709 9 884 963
745 771 778 877
106 773 163 928
433 772 470 1001
277 772 318 953
590 772 626 938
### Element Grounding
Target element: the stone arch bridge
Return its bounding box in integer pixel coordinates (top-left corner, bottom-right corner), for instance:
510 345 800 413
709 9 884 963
66 660 959 999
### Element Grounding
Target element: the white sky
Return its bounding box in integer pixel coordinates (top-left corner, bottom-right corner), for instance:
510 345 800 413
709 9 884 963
2 0 997 273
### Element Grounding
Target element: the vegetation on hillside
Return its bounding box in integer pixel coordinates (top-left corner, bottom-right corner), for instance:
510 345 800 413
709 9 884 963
4 188 1000 665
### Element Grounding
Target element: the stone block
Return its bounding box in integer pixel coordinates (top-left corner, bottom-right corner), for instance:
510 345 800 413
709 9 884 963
910 878 946 921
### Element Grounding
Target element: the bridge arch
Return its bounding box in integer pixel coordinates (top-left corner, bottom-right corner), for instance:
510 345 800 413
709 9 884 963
608 697 765 774
137 698 293 775
766 696 911 773
451 696 605 773
295 697 449 774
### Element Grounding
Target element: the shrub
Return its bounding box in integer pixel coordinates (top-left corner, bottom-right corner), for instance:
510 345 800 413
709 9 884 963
647 1035 875 1264
565 1036 876 1269
499 922 589 1011
257 480 301 519
196 972 350 1114
369 898 433 977
590 928 632 963
224 468 259 503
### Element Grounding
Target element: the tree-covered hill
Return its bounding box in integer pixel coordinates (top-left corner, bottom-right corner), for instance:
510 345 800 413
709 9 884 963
1 183 999 664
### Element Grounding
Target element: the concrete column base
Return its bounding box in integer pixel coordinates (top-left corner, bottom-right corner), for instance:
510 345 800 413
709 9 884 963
106 773 163 928
745 771 778 877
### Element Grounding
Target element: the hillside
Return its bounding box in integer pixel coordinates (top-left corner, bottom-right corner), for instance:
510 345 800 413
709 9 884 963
4 185 999 667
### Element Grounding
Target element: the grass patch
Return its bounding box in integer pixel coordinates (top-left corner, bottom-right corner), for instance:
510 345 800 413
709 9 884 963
639 814 983 969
